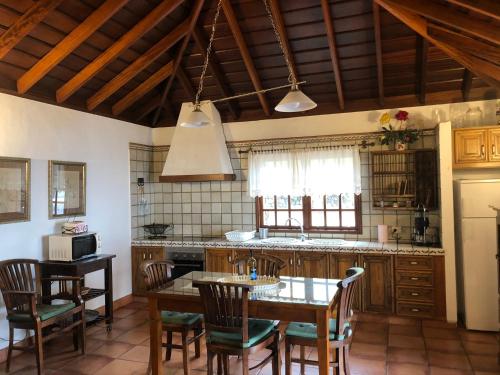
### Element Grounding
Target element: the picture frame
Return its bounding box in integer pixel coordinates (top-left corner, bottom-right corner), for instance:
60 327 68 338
49 160 86 218
0 157 30 224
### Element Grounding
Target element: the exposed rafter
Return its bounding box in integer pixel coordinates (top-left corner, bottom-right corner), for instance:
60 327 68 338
17 0 127 94
151 0 205 126
0 0 62 60
416 36 428 105
175 65 196 100
372 2 384 106
56 0 184 104
320 0 345 111
192 25 239 120
445 0 500 21
87 18 189 111
461 69 473 101
221 0 271 116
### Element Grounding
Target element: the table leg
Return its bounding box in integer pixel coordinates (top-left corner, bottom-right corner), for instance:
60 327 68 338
104 258 113 329
149 296 162 375
316 309 331 375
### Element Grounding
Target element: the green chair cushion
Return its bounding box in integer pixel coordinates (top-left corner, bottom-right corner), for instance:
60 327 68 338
161 311 202 326
207 319 276 349
285 319 350 341
7 302 76 322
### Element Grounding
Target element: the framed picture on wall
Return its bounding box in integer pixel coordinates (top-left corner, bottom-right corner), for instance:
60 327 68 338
49 161 86 218
0 157 30 224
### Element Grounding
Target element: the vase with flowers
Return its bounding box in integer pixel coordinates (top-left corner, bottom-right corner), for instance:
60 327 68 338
379 110 420 151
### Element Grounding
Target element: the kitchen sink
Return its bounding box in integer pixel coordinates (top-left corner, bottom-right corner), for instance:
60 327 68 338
305 239 345 246
261 237 302 244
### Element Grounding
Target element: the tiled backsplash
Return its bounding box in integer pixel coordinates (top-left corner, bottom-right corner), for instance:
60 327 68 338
130 131 441 243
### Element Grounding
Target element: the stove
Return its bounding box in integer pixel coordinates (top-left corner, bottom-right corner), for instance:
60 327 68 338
166 247 205 279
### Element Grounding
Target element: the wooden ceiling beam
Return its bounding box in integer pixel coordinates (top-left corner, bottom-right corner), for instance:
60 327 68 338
445 0 500 21
87 18 189 111
221 0 271 116
320 0 345 111
0 0 62 60
192 25 239 120
175 64 196 100
17 0 127 94
416 36 429 104
56 0 184 104
151 0 205 126
461 69 472 101
393 0 500 45
372 2 384 106
375 0 500 89
112 61 173 115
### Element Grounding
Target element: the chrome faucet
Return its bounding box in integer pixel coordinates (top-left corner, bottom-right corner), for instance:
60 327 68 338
285 217 307 241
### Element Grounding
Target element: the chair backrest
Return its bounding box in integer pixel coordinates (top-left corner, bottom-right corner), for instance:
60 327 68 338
232 253 286 278
0 259 39 313
193 280 250 343
334 267 364 340
141 260 175 291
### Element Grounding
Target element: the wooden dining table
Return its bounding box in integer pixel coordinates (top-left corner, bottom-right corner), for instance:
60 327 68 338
147 271 341 375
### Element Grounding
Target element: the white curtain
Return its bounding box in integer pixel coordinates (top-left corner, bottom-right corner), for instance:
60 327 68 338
247 146 361 197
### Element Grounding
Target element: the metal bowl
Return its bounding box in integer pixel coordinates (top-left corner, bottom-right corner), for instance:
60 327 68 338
143 223 171 236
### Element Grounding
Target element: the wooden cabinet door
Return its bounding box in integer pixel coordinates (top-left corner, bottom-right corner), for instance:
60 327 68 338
454 129 488 165
205 249 234 273
330 254 360 310
263 251 295 277
488 128 500 162
361 255 393 313
296 252 329 278
132 246 164 295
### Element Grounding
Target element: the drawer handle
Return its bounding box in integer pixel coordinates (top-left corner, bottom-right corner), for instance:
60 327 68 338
481 145 485 156
228 256 232 263
410 261 418 265
411 292 420 296
410 277 419 281
354 261 358 267
411 308 420 312
290 258 293 266
493 144 497 155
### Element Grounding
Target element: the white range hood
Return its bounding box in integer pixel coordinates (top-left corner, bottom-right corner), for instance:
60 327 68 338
159 101 235 182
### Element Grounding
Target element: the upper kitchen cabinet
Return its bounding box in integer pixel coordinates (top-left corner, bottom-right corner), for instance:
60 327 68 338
453 126 500 168
371 150 438 210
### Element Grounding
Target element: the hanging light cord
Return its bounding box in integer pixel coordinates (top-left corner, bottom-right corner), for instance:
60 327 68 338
194 0 223 107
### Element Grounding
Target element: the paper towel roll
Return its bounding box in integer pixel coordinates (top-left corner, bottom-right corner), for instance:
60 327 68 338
378 224 388 243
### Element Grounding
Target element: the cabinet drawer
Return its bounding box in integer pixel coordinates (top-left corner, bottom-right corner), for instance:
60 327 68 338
395 256 433 271
397 302 434 318
395 271 433 287
396 287 434 303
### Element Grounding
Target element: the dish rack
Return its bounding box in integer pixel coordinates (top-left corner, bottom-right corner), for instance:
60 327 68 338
225 230 255 242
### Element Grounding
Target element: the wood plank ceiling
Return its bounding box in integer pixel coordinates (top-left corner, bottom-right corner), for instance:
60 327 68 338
0 0 498 128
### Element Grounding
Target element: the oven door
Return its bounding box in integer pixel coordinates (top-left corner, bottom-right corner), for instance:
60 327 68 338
171 260 204 279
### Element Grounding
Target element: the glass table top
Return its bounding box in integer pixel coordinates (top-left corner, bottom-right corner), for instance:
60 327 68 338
155 271 342 307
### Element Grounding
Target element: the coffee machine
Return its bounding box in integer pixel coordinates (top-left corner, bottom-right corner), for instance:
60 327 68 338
413 204 430 246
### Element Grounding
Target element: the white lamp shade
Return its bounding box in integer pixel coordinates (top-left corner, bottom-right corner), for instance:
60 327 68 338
179 106 212 128
275 88 317 112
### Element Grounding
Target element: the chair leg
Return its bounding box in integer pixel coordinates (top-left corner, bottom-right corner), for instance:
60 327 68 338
216 354 222 375
182 330 190 375
80 311 86 354
222 354 229 375
272 331 280 375
73 316 79 351
194 324 201 358
207 350 214 375
242 351 249 375
165 330 173 361
285 339 291 375
343 344 351 375
333 348 340 375
6 327 13 372
34 321 44 375
299 345 305 375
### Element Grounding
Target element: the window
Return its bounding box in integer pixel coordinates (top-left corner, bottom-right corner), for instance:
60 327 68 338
256 193 362 233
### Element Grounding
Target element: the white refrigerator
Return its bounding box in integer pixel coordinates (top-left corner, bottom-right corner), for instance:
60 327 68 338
454 179 500 332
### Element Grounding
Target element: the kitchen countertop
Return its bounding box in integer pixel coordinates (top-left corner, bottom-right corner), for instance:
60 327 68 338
131 236 444 256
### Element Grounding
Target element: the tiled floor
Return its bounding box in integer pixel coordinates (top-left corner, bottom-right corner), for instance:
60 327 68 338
1 301 499 375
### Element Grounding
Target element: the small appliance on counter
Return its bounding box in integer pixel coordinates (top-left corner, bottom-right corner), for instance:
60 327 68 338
48 232 101 261
413 204 431 246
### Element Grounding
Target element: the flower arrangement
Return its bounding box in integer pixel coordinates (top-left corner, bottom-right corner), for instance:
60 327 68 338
379 110 420 149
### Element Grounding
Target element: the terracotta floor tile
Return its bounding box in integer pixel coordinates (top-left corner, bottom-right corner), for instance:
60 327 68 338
427 351 472 370
356 313 389 324
354 330 388 345
387 347 427 365
93 359 149 375
387 316 421 326
350 357 386 375
350 342 387 360
113 328 150 345
59 354 113 374
387 362 428 375
423 320 458 329
423 327 461 340
119 345 150 363
112 316 148 331
388 334 425 350
429 366 473 375
425 338 465 354
114 308 138 319
462 340 499 356
91 328 127 341
355 322 388 333
468 354 500 372
459 331 499 344
90 341 136 358
389 324 422 337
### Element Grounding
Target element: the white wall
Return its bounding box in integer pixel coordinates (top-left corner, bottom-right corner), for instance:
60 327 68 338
0 93 151 346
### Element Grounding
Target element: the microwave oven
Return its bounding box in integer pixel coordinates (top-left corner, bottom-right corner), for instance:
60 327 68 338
48 232 102 261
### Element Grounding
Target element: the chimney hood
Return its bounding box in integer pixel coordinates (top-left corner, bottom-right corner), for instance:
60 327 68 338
159 101 235 182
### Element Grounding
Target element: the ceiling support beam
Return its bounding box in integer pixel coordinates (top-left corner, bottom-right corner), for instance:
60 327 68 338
0 0 62 60
392 0 500 45
461 69 472 101
192 25 239 120
416 36 429 104
320 0 345 111
87 18 189 111
151 0 205 127
445 0 500 21
221 0 271 116
372 2 384 106
375 0 500 89
175 65 196 100
56 0 184 104
17 0 127 94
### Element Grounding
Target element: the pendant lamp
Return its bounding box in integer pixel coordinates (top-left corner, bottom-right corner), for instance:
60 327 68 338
179 103 211 128
275 84 317 112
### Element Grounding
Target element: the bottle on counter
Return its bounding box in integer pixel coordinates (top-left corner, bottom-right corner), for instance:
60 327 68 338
248 250 257 281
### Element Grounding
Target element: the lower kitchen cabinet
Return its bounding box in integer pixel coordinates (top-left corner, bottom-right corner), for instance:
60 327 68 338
330 254 360 310
131 246 167 296
263 250 295 277
361 255 394 314
205 248 235 273
296 252 329 278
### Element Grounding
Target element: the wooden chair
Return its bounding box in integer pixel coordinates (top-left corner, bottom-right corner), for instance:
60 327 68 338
284 267 364 375
141 260 204 375
0 259 85 375
231 253 286 278
193 280 280 375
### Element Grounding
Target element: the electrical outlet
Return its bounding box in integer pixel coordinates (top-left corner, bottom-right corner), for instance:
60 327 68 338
391 226 401 235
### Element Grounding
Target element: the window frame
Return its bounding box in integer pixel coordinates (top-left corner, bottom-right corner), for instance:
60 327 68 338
255 194 362 234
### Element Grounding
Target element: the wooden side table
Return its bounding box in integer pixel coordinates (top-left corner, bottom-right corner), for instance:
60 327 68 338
40 254 116 331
